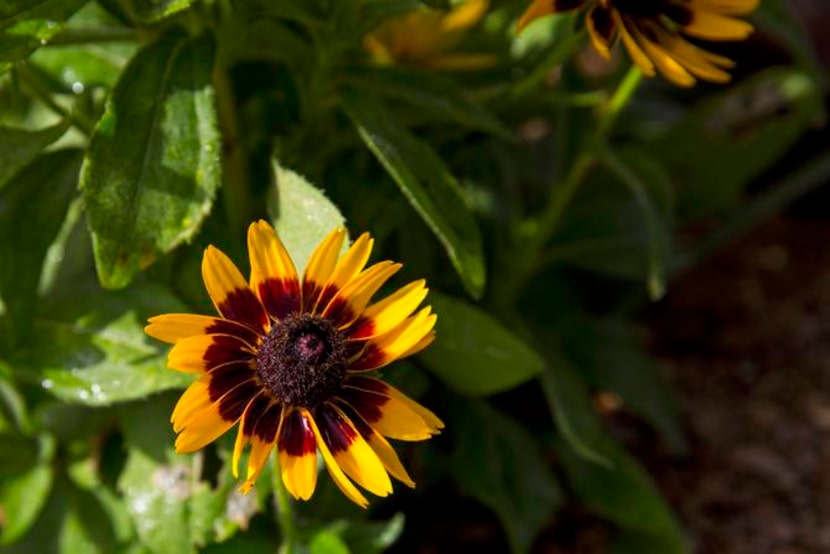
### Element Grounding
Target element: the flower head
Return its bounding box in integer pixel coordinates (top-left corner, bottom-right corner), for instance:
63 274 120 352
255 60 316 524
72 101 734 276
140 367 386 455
517 0 760 87
145 221 442 508
364 0 494 70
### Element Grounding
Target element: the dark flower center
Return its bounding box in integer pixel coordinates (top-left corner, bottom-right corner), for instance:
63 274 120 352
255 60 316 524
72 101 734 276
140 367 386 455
256 313 347 407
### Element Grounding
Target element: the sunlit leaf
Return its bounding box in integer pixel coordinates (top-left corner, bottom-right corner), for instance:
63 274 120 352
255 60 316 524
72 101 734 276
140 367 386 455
80 30 220 289
11 285 192 405
419 292 543 395
341 90 486 298
267 161 346 272
0 0 89 73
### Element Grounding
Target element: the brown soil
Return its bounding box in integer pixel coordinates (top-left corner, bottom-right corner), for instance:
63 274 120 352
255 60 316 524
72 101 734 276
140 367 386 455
645 215 830 554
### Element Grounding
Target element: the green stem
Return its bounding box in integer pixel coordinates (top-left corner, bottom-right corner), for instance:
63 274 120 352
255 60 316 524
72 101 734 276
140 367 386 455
272 457 298 554
46 27 137 45
597 65 642 137
213 63 251 236
15 65 94 135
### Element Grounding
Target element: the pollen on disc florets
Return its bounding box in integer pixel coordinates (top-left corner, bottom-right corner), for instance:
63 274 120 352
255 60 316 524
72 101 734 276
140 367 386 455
256 313 348 407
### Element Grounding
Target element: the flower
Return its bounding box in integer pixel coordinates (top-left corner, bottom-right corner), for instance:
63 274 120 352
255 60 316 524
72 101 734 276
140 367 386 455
363 0 495 70
517 0 760 87
145 221 442 508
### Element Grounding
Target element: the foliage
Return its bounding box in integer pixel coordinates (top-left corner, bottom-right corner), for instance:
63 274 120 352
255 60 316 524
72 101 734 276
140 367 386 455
0 0 826 552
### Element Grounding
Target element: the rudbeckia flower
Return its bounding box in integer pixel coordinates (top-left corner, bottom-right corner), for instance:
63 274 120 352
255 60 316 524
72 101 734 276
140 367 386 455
517 0 760 87
145 221 442 508
364 0 495 70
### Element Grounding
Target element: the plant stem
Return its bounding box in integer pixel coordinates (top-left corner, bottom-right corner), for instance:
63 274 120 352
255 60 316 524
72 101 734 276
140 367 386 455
47 27 137 45
212 63 251 237
597 65 642 137
272 457 298 554
15 65 94 135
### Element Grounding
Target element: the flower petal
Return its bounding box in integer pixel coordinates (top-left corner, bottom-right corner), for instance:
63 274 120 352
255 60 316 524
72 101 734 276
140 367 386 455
239 399 283 493
322 261 402 328
348 280 428 340
166 334 254 373
338 401 415 487
315 403 392 498
307 409 369 508
682 9 754 41
145 314 260 346
203 245 269 332
516 0 585 33
340 377 443 441
349 307 436 371
586 5 618 60
313 233 374 313
302 228 347 311
173 379 258 453
277 407 319 501
248 220 301 320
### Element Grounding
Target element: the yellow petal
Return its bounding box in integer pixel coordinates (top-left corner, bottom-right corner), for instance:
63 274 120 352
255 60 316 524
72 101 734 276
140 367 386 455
247 220 301 320
683 10 754 40
307 409 369 508
277 407 319 501
166 334 254 373
202 245 269 332
316 403 392 497
349 280 428 340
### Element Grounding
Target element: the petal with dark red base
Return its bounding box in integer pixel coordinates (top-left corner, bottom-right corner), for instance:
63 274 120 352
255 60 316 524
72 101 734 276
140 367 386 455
277 407 319 500
247 220 301 320
202 245 269 333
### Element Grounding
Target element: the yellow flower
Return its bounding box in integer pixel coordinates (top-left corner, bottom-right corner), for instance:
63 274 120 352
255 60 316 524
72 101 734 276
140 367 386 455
364 0 495 70
145 221 442 508
517 0 760 87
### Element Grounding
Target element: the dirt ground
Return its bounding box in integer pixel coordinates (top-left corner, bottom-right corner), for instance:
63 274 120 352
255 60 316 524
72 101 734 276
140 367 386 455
643 215 830 554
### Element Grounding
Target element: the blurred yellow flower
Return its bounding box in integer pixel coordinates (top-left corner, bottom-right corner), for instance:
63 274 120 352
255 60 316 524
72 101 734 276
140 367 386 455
364 0 495 70
517 0 760 87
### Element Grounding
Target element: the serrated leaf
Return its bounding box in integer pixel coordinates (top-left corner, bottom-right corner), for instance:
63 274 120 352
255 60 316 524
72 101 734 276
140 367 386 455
0 0 89 73
267 161 346 272
450 400 562 554
11 285 192 405
340 90 485 298
80 30 220 289
419 292 543 395
0 121 68 187
0 150 80 344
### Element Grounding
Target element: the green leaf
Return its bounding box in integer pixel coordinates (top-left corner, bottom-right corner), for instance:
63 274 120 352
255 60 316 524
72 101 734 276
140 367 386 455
80 30 220 289
267 161 346 272
340 513 404 553
0 435 55 545
30 42 137 90
118 444 192 553
539 346 612 466
0 121 68 187
0 0 89 73
11 285 192 405
340 90 486 298
0 149 81 343
557 437 689 553
1 473 124 554
418 292 544 395
450 400 562 554
349 67 511 137
309 529 350 554
549 149 674 290
129 0 193 22
651 67 822 219
562 319 687 455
